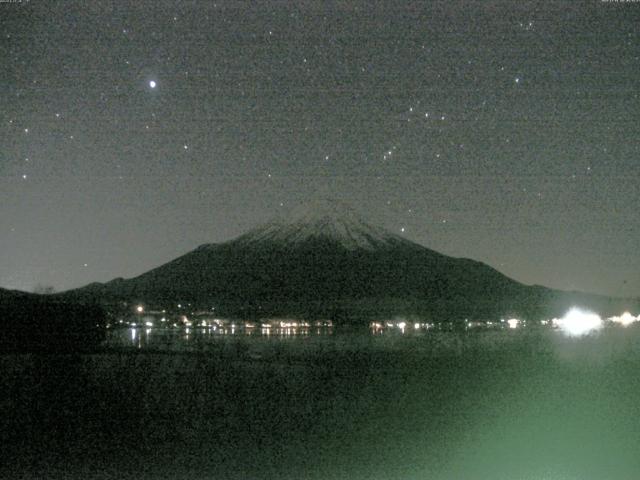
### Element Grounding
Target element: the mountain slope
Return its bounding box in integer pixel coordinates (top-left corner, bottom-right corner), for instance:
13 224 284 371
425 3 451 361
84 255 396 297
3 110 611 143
61 199 635 322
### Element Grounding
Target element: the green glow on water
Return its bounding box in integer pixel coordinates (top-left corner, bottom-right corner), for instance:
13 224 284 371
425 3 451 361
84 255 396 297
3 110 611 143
2 327 640 479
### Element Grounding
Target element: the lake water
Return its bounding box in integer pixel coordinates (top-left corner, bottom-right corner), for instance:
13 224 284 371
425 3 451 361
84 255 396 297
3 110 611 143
2 324 640 479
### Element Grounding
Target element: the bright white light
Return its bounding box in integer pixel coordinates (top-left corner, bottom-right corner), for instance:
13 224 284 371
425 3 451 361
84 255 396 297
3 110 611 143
145 321 153 327
149 80 157 88
414 323 420 330
507 318 519 329
557 308 602 336
609 312 638 327
136 305 144 313
397 321 406 331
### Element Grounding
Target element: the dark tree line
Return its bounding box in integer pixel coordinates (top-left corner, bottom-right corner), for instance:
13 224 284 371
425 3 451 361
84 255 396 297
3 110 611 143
0 294 105 352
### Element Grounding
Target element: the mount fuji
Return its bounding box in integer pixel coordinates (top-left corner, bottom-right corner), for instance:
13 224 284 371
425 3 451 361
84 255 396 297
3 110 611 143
62 199 633 323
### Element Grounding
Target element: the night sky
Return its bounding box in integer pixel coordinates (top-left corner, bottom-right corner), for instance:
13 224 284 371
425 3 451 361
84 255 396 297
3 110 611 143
1 0 639 297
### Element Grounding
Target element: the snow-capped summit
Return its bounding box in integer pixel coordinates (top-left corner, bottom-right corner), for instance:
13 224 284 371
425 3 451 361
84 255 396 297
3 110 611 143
233 198 404 251
60 197 632 324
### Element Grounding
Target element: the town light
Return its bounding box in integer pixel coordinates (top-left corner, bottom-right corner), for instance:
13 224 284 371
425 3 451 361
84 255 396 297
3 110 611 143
557 308 602 336
507 318 519 329
609 312 638 327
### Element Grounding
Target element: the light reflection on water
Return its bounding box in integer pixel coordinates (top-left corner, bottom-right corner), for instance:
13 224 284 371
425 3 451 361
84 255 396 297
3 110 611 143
7 322 640 480
106 325 333 350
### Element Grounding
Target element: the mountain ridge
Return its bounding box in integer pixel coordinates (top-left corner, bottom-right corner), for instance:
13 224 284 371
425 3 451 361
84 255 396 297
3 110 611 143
58 199 637 322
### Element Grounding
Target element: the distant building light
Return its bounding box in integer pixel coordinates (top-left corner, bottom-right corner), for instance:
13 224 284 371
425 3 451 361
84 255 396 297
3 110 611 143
609 312 638 327
557 308 602 336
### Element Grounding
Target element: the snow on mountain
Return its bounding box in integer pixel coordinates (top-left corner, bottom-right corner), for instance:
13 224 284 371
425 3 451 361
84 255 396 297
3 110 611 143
232 198 405 251
58 198 638 322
